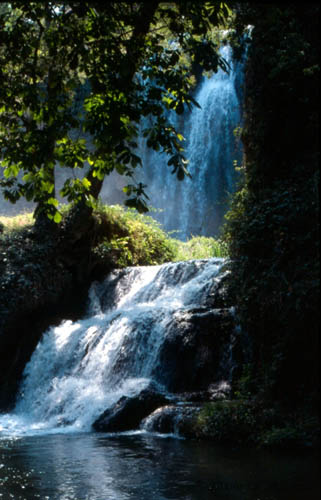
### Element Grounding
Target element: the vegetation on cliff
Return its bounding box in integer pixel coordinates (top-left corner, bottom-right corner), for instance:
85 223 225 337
223 4 319 410
193 399 319 449
0 205 226 272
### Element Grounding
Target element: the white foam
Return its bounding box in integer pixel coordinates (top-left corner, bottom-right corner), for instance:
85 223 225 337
1 258 226 438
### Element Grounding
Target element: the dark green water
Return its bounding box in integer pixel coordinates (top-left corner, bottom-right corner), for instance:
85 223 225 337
0 432 319 499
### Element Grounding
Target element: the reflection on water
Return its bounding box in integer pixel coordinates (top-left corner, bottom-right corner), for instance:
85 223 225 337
0 433 319 500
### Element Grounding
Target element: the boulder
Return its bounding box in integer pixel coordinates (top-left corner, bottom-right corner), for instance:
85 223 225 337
208 380 231 401
178 381 231 403
93 385 170 432
142 404 201 437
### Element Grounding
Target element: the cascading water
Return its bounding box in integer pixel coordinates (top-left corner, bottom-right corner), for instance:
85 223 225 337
136 44 243 239
0 45 243 241
0 258 232 437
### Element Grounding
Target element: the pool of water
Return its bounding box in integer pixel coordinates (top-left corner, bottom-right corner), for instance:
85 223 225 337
0 432 319 500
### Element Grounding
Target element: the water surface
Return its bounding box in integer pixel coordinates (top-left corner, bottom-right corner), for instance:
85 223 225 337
0 432 319 500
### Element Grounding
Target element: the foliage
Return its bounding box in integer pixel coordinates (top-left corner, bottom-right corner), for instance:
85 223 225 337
195 400 257 444
76 203 229 268
0 1 232 221
194 399 319 449
171 235 228 260
233 363 255 399
0 212 34 233
259 425 312 449
0 205 228 273
223 4 319 405
91 204 176 267
0 218 70 317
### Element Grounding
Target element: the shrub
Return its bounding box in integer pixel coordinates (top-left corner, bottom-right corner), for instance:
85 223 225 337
91 204 177 267
195 400 257 444
0 204 229 277
91 204 228 267
0 213 34 234
171 235 229 261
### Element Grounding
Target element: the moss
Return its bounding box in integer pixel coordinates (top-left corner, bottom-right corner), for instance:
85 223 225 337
222 4 319 407
192 399 320 450
194 400 258 444
259 423 319 450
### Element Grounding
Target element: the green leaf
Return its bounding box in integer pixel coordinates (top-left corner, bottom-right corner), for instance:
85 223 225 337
41 181 55 193
4 164 20 178
53 211 62 223
82 178 91 190
47 197 59 207
96 170 104 181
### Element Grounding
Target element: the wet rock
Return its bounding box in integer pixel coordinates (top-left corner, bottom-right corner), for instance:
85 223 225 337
0 219 93 410
177 381 231 403
142 404 201 437
93 384 171 432
178 391 210 402
153 307 236 392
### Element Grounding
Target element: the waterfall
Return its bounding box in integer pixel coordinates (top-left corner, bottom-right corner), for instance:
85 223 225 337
0 45 243 240
0 258 234 437
136 44 243 239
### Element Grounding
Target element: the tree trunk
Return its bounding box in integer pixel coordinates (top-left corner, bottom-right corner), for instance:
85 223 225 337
86 2 159 201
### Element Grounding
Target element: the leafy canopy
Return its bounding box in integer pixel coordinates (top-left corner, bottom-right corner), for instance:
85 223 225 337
0 1 231 221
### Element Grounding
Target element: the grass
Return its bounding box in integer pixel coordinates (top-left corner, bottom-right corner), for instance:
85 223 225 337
0 204 229 265
171 235 229 261
0 212 34 233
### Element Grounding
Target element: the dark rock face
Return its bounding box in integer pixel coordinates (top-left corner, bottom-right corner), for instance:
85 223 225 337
92 383 233 435
93 385 170 432
0 210 96 410
207 381 232 401
152 307 235 392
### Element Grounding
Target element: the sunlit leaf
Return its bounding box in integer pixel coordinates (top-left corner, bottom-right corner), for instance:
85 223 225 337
53 211 62 223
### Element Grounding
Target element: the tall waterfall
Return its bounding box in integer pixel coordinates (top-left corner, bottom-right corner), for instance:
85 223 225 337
0 258 232 437
0 45 243 239
136 44 243 239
